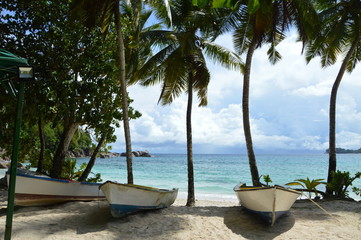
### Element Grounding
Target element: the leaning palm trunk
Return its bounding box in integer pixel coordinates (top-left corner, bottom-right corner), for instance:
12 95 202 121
115 2 133 184
186 76 195 207
243 36 260 187
327 36 359 194
78 134 106 182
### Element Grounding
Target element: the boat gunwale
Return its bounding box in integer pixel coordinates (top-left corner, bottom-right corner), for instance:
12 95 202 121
7 172 102 185
100 181 178 193
233 185 300 195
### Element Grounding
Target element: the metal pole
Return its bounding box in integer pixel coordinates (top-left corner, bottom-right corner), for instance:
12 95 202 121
4 81 25 240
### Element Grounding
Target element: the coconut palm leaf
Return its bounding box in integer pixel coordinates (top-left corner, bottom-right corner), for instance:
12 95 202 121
203 40 243 70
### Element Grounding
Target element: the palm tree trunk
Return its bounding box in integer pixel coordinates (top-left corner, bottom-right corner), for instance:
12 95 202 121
131 0 141 29
78 133 106 182
243 35 260 186
36 116 45 173
186 75 195 207
327 36 359 194
115 1 133 184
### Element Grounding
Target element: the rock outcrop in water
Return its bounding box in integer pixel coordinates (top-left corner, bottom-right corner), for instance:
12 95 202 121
120 151 153 157
99 152 121 158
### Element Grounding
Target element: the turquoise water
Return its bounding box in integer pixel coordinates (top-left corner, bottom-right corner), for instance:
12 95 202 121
75 154 361 201
1 154 359 200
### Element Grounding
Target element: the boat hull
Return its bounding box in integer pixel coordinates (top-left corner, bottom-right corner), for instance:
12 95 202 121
7 173 105 206
234 184 300 225
100 181 178 217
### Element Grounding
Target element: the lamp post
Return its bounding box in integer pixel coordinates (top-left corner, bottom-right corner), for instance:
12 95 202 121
5 66 34 240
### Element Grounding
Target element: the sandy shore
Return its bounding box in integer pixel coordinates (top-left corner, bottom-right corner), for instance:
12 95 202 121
0 189 360 240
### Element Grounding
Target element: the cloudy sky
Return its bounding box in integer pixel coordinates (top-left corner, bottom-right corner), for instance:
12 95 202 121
111 31 361 154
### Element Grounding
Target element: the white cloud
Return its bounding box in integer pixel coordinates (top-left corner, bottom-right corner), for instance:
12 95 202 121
112 31 361 154
337 131 361 150
290 80 332 97
300 136 328 151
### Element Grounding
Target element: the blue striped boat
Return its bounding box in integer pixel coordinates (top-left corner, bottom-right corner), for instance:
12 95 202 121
6 172 105 206
100 181 178 218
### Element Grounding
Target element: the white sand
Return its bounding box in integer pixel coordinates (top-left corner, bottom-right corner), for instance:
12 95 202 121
0 190 360 239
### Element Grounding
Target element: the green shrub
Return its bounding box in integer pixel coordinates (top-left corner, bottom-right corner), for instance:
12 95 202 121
352 187 361 196
62 158 102 182
262 174 272 186
286 178 326 198
327 171 361 199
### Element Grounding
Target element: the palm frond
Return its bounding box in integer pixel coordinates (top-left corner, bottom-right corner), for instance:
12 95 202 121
140 30 178 48
287 0 319 48
267 44 282 65
233 17 253 55
99 0 117 37
347 43 361 72
190 53 210 107
134 43 178 84
161 59 189 105
203 40 242 70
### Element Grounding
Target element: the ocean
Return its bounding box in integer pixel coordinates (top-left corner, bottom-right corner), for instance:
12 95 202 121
75 153 361 201
1 153 359 200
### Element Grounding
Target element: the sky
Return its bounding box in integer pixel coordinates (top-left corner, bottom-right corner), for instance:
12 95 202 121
111 31 361 154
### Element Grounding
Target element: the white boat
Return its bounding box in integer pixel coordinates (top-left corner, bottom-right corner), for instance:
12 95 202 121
233 183 300 225
6 172 105 206
100 181 178 217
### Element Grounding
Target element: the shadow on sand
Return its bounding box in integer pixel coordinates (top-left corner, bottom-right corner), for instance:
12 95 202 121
223 206 296 240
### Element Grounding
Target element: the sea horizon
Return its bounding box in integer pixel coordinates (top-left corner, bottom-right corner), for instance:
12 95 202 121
77 153 361 201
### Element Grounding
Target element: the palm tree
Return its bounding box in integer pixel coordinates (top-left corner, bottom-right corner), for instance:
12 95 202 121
71 0 170 184
122 3 162 84
137 0 241 206
221 0 318 186
306 0 361 194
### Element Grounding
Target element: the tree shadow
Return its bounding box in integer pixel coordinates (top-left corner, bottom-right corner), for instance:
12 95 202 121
2 199 355 239
223 206 296 240
290 199 360 221
0 201 186 239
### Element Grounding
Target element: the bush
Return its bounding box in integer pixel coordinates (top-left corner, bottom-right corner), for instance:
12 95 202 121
286 178 326 198
327 171 361 199
62 158 102 182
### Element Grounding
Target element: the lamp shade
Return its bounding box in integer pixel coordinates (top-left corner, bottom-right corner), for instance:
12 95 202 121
18 66 34 81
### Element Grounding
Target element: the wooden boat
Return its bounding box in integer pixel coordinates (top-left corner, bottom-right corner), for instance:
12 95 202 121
233 183 300 225
6 172 105 206
100 181 178 217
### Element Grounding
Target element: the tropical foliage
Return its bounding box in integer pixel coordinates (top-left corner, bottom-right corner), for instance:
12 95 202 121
326 171 361 199
1 0 361 204
262 174 272 186
62 158 102 182
0 0 140 178
286 178 326 198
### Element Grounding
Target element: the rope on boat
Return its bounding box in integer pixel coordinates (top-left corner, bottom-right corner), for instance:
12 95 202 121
301 192 340 222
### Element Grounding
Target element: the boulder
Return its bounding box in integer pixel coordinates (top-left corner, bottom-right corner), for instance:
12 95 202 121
100 153 110 158
120 150 153 157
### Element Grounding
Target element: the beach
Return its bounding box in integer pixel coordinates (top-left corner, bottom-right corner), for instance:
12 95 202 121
0 189 360 240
